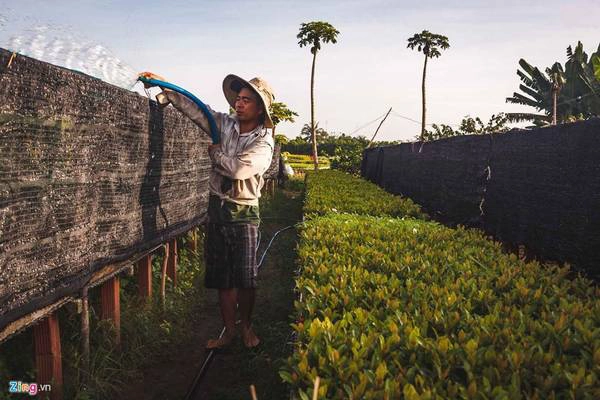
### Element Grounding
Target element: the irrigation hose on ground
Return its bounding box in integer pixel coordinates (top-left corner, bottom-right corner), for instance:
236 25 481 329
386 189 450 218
183 325 227 399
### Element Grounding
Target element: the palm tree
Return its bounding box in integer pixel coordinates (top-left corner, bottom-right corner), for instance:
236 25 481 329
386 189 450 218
300 122 328 143
270 102 298 137
297 21 339 170
407 30 450 140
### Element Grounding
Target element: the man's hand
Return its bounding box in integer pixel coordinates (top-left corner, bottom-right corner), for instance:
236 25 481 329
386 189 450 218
208 143 221 156
138 71 166 89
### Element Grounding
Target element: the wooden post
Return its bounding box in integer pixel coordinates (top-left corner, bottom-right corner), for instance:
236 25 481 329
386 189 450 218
188 229 198 253
312 376 320 400
160 243 169 305
137 255 152 299
167 238 178 286
80 287 90 380
368 107 393 148
100 276 121 344
33 313 63 400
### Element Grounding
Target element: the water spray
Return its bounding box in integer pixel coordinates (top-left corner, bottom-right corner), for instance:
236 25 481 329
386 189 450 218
0 17 140 89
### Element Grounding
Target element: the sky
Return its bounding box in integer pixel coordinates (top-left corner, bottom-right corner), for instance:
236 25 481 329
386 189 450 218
1 0 599 142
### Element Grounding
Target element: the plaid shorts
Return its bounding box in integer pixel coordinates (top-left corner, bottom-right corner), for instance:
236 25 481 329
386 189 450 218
204 222 259 289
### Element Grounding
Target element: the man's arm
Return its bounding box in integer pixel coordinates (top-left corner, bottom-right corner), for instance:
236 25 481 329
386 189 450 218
160 90 226 138
209 140 273 180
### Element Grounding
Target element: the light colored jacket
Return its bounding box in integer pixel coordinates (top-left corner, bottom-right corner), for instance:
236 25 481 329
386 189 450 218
162 90 274 206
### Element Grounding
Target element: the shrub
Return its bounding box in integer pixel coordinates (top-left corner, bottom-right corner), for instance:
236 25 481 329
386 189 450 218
283 214 600 399
303 170 426 220
329 142 364 175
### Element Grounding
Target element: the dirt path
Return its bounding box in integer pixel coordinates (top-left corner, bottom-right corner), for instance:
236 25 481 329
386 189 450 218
130 290 221 400
193 185 302 399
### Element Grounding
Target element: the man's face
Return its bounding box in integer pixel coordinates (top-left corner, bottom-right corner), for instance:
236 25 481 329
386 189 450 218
235 87 263 124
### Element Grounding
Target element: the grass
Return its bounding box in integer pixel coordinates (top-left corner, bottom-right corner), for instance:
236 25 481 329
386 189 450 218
65 243 205 399
0 237 206 400
0 330 35 400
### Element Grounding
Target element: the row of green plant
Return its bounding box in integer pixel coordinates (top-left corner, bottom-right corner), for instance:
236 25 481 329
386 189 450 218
303 170 426 219
278 131 402 175
282 171 600 399
282 153 331 172
289 163 331 172
283 152 330 164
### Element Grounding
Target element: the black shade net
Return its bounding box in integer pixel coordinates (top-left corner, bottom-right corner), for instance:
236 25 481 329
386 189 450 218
0 48 212 331
363 119 600 278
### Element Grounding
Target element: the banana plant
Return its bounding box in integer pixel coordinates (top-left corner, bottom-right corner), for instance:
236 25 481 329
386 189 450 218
593 54 600 80
506 42 600 125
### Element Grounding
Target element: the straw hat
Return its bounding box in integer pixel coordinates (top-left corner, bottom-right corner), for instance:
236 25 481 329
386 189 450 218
222 74 275 128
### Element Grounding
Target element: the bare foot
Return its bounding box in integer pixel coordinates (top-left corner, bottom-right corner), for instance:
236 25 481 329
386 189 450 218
206 330 235 350
241 325 260 348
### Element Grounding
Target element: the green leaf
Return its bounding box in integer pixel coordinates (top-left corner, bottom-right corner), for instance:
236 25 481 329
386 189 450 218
298 389 310 400
403 383 421 400
279 370 293 383
375 363 388 382
592 54 600 81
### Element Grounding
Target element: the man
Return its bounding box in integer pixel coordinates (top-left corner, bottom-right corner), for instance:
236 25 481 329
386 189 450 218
148 74 275 349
